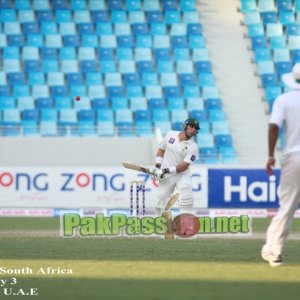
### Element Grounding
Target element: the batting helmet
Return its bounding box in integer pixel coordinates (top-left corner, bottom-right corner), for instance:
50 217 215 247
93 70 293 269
184 118 200 130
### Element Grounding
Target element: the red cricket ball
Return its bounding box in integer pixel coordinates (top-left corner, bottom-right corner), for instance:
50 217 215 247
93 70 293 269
75 96 80 101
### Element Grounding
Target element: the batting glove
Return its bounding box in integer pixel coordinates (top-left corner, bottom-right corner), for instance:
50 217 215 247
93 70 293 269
150 168 165 180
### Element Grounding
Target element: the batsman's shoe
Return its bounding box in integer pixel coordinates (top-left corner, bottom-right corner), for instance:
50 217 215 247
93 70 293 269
261 250 283 267
165 193 180 210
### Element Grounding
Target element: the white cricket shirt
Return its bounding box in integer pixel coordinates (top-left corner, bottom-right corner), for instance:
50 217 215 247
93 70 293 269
159 131 199 173
270 90 300 154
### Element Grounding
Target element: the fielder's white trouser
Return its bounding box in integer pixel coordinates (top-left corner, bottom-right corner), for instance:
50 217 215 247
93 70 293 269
263 152 300 256
155 172 194 214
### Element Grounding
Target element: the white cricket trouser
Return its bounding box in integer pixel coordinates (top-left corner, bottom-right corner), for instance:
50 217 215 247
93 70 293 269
264 152 300 255
156 172 193 213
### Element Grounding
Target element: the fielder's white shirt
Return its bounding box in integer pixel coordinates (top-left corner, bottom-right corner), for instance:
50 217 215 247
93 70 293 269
270 90 300 154
159 131 199 174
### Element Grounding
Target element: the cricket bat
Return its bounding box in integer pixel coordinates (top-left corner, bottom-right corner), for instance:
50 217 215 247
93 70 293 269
165 193 180 210
162 211 174 240
122 161 153 175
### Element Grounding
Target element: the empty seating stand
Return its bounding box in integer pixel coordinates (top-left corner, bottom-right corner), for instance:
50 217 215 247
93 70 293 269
241 0 296 150
0 0 237 163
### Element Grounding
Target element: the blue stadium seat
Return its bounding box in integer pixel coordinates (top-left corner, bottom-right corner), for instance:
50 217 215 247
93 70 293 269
209 110 226 122
167 97 185 110
130 97 147 111
111 97 128 110
24 60 40 73
184 86 200 98
164 86 181 98
80 61 97 73
149 98 165 110
0 72 7 85
26 35 43 47
261 74 278 87
107 86 124 98
212 122 229 135
36 97 53 109
126 0 141 11
124 74 139 86
88 86 106 98
154 49 171 61
85 73 102 86
99 48 115 61
187 98 204 111
82 35 98 47
41 48 57 60
37 10 53 22
117 122 135 137
197 133 214 148
189 36 205 49
71 0 87 10
8 34 25 47
138 61 155 73
33 0 50 10
136 121 153 136
215 134 233 148
15 0 30 9
154 121 171 134
50 86 68 98
78 23 94 35
3 47 19 59
251 36 267 49
279 10 294 25
0 97 15 109
13 85 30 97
42 60 59 73
8 72 25 85
47 72 65 86
152 110 169 122
171 36 188 48
60 47 76 60
61 60 79 73
55 97 72 110
97 109 113 122
19 10 35 23
126 86 143 98
22 22 39 34
117 35 134 47
52 0 68 9
92 98 109 110
179 74 196 86
70 85 87 98
190 110 207 122
99 61 115 73
276 62 292 76
261 12 277 24
3 109 20 122
63 35 80 47
147 11 163 23
56 9 71 23
165 11 181 24
206 98 222 111
136 35 152 48
132 23 149 35
66 73 83 86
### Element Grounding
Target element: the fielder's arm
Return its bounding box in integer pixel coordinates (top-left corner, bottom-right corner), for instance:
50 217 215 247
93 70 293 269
266 123 279 176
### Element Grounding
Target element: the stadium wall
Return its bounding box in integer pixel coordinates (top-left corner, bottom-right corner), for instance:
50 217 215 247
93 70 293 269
0 137 157 166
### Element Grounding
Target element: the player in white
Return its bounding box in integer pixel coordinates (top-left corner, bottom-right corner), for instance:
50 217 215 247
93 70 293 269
151 118 200 214
262 63 300 267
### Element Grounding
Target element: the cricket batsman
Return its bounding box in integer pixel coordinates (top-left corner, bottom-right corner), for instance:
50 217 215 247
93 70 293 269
151 118 200 214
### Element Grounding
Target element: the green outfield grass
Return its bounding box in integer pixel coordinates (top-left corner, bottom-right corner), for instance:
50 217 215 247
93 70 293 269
0 217 300 300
